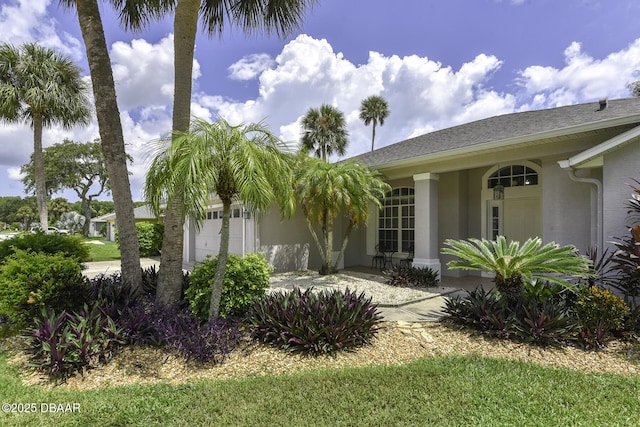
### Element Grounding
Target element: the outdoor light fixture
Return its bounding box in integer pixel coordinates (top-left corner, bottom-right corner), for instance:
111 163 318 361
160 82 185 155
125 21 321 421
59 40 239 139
243 209 251 219
493 183 504 200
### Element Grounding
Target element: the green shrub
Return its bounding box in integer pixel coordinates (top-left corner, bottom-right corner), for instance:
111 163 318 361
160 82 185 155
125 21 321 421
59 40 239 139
385 265 439 288
0 250 89 325
575 286 630 347
0 233 90 264
186 253 273 319
116 222 164 257
248 287 382 355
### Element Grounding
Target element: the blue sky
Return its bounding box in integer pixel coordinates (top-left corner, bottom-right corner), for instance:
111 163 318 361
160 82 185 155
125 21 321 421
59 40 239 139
1 0 640 201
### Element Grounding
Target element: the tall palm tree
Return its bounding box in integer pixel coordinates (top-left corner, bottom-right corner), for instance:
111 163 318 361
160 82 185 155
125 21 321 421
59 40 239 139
442 236 592 306
145 117 293 317
59 0 142 293
104 0 315 306
294 157 390 275
0 42 90 232
300 104 348 161
359 95 389 152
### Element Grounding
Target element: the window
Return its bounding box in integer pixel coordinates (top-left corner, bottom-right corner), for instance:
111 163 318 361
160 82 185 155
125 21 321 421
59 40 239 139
233 208 241 218
207 211 212 220
212 211 218 219
488 165 538 189
378 187 415 252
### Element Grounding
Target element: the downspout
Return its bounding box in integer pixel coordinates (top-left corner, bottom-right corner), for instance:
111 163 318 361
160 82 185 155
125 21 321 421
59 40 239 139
558 161 603 249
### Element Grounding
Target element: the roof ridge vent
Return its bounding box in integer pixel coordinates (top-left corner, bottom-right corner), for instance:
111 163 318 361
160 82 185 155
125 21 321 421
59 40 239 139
598 97 608 111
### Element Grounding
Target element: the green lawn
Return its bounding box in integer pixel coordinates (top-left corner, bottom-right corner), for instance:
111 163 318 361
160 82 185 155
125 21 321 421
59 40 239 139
85 240 120 262
0 353 638 426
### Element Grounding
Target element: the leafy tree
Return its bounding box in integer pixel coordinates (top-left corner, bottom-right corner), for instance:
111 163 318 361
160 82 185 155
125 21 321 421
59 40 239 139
58 0 142 293
0 42 91 232
106 0 315 307
301 104 348 161
359 95 389 151
145 117 293 318
0 197 28 225
294 156 390 275
442 236 592 306
15 205 36 231
21 139 128 236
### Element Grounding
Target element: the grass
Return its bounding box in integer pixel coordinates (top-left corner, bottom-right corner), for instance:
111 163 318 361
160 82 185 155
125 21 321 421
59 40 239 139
85 239 120 262
0 352 638 426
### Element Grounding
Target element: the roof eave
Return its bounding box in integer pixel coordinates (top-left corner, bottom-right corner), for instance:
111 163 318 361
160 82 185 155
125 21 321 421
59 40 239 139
558 124 640 169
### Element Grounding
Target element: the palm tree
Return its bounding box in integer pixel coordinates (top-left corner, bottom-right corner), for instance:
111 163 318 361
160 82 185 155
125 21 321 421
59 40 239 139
59 0 142 294
359 95 389 152
441 236 592 305
145 117 293 317
102 0 315 306
294 157 390 275
300 104 348 161
0 42 90 232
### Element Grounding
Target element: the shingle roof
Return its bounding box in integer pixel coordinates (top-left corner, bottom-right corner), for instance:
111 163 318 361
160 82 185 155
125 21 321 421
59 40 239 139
353 98 640 168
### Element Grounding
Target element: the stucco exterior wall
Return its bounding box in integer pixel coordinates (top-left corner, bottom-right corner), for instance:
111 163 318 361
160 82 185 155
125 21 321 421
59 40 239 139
438 171 469 277
542 157 594 251
603 141 640 248
259 209 317 272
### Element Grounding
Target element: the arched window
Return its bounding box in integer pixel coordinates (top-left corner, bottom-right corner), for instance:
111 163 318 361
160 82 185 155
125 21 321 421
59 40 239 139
488 165 538 189
378 187 414 252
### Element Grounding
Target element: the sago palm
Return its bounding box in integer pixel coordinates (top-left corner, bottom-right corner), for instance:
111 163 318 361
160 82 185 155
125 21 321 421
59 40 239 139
301 104 348 161
0 42 90 232
145 117 293 318
359 95 389 151
442 236 592 303
294 157 390 275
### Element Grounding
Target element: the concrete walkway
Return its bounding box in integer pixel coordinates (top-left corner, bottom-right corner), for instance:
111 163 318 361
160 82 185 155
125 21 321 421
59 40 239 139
82 259 481 323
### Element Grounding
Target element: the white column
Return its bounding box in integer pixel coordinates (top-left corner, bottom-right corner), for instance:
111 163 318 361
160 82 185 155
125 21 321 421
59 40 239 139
412 173 441 275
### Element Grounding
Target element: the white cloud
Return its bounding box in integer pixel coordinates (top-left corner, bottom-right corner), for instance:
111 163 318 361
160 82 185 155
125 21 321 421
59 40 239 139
0 0 83 60
196 35 515 158
228 53 275 80
111 35 193 111
518 40 640 107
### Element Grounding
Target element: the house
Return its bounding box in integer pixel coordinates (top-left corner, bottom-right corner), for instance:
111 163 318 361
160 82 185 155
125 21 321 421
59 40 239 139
183 97 640 279
90 204 161 241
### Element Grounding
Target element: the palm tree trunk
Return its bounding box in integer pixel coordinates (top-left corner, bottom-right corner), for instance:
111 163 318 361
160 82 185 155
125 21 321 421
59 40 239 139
370 123 376 152
305 216 326 266
333 221 354 271
32 113 48 231
157 194 185 306
74 0 142 294
209 202 231 320
321 211 335 275
156 0 199 304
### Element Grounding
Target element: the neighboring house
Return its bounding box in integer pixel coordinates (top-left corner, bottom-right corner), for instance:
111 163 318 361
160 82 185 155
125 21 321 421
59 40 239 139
90 205 161 241
183 97 640 279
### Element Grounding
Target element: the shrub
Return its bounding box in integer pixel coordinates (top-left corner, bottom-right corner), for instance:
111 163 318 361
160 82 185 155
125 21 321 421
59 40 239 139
116 222 164 257
0 250 89 325
186 253 273 319
575 286 630 348
248 287 383 355
151 306 242 363
385 265 439 288
511 300 578 347
443 283 579 346
140 264 190 299
0 233 90 264
24 305 127 381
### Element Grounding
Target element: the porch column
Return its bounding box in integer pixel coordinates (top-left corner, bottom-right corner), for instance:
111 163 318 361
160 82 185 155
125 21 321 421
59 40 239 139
412 173 441 275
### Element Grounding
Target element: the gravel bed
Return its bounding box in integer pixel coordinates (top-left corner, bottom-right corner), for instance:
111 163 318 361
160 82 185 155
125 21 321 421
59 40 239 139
268 270 440 306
